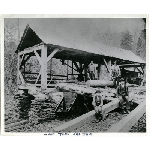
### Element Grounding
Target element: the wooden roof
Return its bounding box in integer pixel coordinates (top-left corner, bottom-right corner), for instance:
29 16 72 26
16 25 145 64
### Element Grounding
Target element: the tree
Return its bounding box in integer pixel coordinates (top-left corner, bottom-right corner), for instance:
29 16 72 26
120 30 133 51
4 19 19 95
136 30 146 60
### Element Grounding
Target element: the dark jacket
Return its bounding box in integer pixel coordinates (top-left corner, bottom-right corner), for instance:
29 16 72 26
117 85 129 96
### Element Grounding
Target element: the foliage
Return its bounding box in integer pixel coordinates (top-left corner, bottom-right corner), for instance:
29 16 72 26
120 30 133 51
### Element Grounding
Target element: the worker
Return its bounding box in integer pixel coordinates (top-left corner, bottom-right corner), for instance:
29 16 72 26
92 90 104 122
116 78 130 114
88 61 96 80
111 61 121 88
17 87 35 119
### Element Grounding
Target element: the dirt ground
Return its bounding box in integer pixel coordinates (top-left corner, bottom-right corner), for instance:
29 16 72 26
4 86 146 133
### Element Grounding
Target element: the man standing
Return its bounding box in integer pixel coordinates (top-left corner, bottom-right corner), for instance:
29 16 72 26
88 61 96 80
111 61 121 88
116 78 130 114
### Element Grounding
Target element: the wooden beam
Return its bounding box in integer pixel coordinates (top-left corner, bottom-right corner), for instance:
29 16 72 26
107 100 146 132
79 62 84 73
103 58 110 73
136 67 144 74
67 60 69 80
18 43 42 55
53 99 119 132
19 71 25 84
41 44 47 90
60 60 78 72
73 61 80 72
72 60 73 74
108 59 111 80
17 54 20 86
98 60 101 80
35 69 41 84
34 49 42 65
47 48 59 62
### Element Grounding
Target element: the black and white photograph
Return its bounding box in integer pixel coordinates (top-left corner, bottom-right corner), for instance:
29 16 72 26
2 16 147 134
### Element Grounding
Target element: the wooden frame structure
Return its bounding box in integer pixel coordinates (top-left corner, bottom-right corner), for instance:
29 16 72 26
16 25 146 90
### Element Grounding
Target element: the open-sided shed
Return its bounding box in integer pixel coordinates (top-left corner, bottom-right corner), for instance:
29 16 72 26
16 25 146 90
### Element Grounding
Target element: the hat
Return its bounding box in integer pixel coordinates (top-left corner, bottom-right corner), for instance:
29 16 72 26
95 89 101 94
120 78 125 82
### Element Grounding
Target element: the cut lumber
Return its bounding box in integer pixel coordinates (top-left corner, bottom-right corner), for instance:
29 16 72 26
53 99 119 132
107 100 146 132
86 80 114 87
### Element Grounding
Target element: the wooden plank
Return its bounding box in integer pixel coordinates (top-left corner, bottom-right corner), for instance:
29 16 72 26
97 61 101 80
41 44 47 90
103 58 110 73
67 60 68 80
107 101 146 132
47 48 59 62
35 69 41 84
34 49 42 65
73 61 80 72
18 43 42 55
60 60 78 72
53 99 119 132
19 71 25 84
108 59 111 80
136 67 144 74
72 60 73 74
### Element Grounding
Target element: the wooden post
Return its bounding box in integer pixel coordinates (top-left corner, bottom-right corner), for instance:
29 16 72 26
50 58 52 80
79 62 82 74
24 61 25 78
108 59 111 80
41 44 47 90
67 60 68 80
17 54 20 86
84 63 87 81
98 58 101 80
72 60 73 75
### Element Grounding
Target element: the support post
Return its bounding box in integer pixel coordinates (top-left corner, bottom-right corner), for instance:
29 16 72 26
67 60 69 80
41 44 47 91
50 58 52 80
17 54 20 86
103 57 110 73
72 60 73 75
23 61 25 78
98 58 101 80
84 63 87 81
108 59 111 80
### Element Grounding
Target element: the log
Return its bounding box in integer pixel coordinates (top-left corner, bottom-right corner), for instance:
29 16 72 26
53 99 119 132
107 100 146 132
86 80 114 87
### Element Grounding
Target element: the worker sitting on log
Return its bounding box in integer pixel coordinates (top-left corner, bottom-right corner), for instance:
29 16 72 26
92 90 104 122
88 61 96 80
111 61 121 88
116 78 130 114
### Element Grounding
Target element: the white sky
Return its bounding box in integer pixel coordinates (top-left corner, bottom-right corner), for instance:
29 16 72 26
5 18 145 48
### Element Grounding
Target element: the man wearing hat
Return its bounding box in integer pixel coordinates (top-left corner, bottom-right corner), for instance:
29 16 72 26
116 78 130 114
92 89 104 122
88 61 96 80
111 61 121 88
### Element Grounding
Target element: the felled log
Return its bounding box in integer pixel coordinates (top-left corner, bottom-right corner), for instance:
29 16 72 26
86 80 114 87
